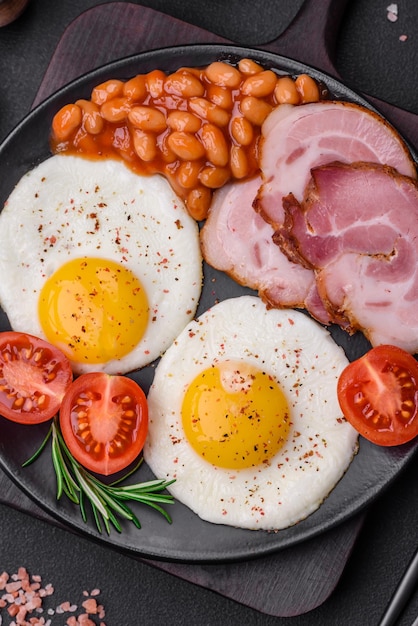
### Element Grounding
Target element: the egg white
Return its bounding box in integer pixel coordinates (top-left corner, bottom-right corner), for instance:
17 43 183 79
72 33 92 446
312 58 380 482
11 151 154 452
0 155 202 374
144 295 358 531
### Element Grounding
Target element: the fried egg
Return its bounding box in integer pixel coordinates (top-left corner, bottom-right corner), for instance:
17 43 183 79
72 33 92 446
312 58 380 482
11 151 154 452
144 295 358 530
0 155 202 374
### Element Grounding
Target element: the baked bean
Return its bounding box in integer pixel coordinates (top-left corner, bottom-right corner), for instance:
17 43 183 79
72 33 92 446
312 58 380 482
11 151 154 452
112 125 132 153
200 124 229 167
128 106 167 133
167 110 201 133
242 70 277 98
146 69 166 98
52 103 82 142
51 58 325 221
295 74 320 103
230 145 249 179
157 133 177 163
205 61 242 88
133 129 157 162
238 58 263 75
176 160 202 188
230 116 254 146
100 97 131 122
189 97 230 127
240 96 272 125
207 84 233 109
176 66 202 78
198 165 230 189
274 76 300 104
167 131 206 161
186 187 212 221
76 99 104 134
164 71 205 98
123 75 147 102
91 80 124 105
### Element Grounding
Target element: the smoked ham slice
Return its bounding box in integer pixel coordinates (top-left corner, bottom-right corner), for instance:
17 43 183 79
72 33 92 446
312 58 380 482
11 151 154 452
200 176 331 323
274 162 418 353
256 101 417 228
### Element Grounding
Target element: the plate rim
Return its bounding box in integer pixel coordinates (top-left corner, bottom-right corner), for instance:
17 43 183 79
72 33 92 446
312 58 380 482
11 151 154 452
0 42 417 563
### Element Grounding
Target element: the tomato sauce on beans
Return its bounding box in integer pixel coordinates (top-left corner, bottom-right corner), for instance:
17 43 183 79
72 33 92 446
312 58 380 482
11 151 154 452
50 59 323 220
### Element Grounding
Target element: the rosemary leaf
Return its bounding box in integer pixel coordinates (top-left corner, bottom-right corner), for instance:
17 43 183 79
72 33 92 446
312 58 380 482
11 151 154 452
79 490 88 524
23 417 176 534
22 424 53 467
116 491 175 505
109 457 144 486
71 464 109 520
91 502 106 534
115 478 176 494
92 482 136 522
51 427 80 503
105 507 123 533
50 435 64 500
141 500 174 524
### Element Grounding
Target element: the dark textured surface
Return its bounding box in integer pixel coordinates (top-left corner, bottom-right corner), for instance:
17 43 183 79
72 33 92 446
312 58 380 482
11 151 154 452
0 1 418 624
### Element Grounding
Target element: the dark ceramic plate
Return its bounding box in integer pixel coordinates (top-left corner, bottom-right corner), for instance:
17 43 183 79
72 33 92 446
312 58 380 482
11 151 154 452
0 44 417 563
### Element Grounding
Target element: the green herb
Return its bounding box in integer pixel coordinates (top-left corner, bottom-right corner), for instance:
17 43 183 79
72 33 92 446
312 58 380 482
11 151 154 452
23 418 175 534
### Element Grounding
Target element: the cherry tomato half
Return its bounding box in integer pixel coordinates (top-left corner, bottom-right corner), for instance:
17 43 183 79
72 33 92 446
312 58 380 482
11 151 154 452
59 372 148 475
337 345 418 446
0 331 73 425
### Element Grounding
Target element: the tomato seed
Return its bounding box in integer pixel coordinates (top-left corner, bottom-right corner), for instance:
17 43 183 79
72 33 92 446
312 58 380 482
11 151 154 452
23 398 33 411
33 349 43 362
23 347 32 360
38 394 46 406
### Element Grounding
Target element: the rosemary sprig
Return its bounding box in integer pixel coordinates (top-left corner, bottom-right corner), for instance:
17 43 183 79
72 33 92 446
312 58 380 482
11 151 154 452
23 418 175 534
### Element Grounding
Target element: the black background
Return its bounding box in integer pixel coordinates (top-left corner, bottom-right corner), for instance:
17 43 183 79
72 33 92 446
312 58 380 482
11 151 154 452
0 1 418 624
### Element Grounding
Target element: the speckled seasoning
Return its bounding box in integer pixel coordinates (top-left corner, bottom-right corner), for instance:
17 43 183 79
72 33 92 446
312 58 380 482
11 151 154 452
144 295 359 531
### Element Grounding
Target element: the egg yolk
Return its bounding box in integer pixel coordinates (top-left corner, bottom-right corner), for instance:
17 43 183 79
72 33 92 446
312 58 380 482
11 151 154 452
181 360 290 469
38 257 149 364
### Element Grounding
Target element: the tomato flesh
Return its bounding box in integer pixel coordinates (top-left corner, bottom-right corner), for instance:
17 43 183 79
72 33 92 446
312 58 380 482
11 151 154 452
0 331 73 424
59 372 148 475
337 345 418 446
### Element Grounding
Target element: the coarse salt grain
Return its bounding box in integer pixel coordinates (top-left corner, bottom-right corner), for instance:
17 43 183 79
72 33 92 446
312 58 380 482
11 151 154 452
81 599 98 614
386 3 398 21
0 568 106 626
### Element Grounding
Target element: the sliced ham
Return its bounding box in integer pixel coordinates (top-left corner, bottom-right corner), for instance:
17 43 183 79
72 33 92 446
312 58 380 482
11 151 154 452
200 176 331 323
256 101 417 228
274 161 418 353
